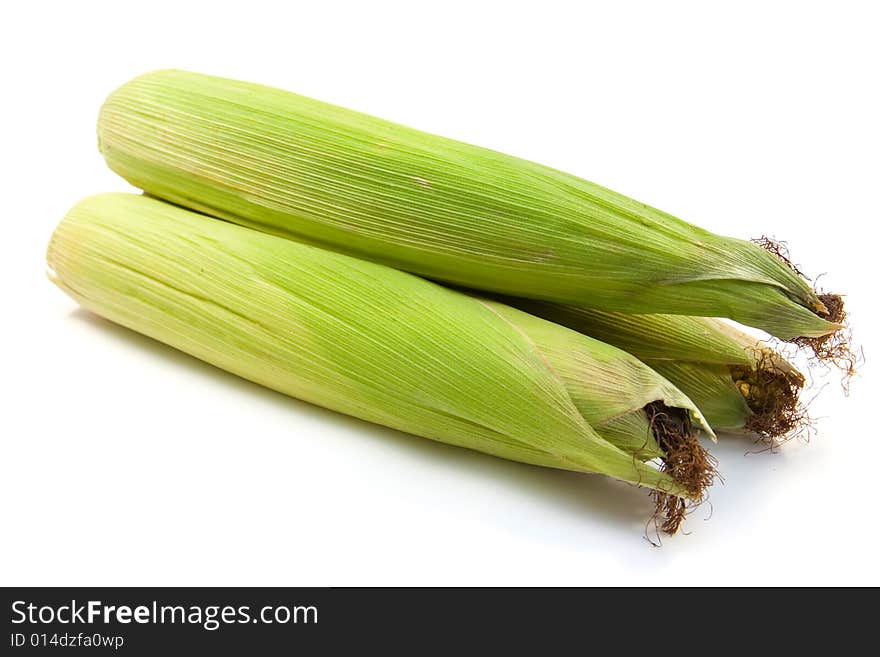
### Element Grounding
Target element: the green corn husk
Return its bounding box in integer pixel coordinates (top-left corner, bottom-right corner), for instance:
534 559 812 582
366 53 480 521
475 298 716 461
48 193 717 532
96 69 844 345
507 301 806 439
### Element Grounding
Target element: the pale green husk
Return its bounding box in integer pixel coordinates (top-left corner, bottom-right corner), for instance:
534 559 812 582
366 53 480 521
48 193 714 501
96 69 840 341
508 301 803 432
476 299 713 457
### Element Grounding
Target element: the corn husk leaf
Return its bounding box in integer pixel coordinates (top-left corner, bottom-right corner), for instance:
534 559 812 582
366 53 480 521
478 299 714 457
510 301 805 436
97 69 840 342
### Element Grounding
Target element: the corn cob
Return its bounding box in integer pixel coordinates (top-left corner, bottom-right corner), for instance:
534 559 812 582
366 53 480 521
47 193 716 532
97 69 846 353
507 302 806 441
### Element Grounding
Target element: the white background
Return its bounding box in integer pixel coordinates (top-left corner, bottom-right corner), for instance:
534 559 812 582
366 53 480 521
2 1 877 585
